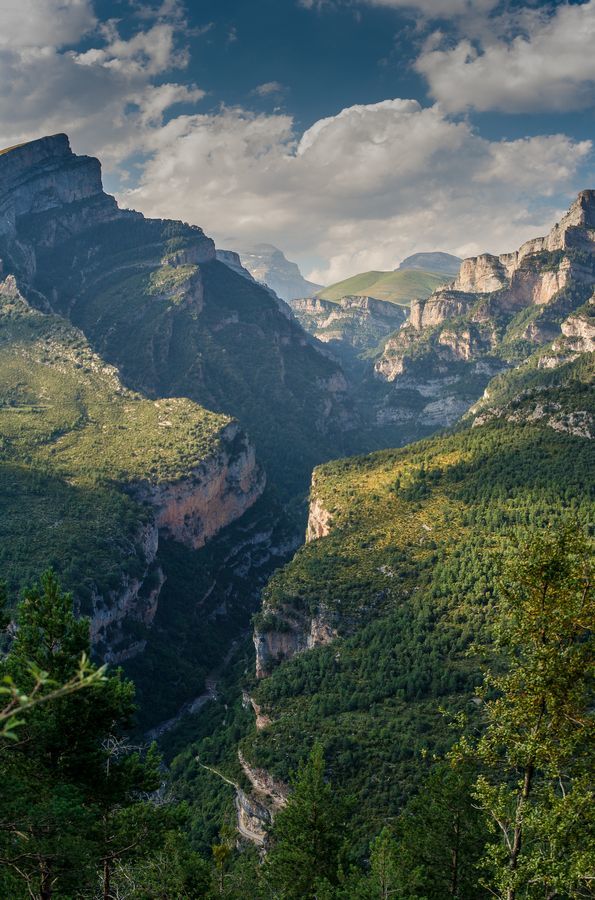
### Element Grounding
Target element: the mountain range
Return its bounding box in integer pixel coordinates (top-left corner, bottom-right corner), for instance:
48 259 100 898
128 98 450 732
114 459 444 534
0 133 592 895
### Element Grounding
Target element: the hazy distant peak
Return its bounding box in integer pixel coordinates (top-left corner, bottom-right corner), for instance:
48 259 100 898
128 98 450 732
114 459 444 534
398 252 462 276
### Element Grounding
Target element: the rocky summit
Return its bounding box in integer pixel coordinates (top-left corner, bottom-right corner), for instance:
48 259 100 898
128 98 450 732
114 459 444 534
0 135 354 496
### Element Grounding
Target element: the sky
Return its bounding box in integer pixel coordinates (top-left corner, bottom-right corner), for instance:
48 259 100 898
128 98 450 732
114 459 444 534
0 0 593 283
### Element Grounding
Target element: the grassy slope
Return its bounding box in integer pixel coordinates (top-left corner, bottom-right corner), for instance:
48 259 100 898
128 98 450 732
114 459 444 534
0 284 229 602
22 214 351 497
318 268 449 304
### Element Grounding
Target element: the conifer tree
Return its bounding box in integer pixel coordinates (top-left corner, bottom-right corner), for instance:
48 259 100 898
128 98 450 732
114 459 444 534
458 528 594 900
265 742 348 899
0 571 176 898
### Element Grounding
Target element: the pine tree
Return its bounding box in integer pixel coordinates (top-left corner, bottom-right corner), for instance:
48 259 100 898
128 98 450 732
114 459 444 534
0 571 176 898
265 742 348 899
389 762 489 899
458 527 594 900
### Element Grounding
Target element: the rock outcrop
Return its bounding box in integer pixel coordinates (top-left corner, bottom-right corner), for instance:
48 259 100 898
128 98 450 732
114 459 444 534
306 488 333 541
254 484 338 678
372 190 595 440
234 751 289 846
138 424 265 551
289 294 406 359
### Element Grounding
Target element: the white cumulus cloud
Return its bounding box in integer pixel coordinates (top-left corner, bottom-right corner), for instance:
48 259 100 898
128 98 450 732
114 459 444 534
416 1 595 112
123 99 591 283
0 0 205 170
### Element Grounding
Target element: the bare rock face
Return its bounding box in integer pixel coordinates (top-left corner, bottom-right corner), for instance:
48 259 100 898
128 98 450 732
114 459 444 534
239 750 288 812
371 191 594 443
234 751 289 846
0 134 106 236
254 482 338 678
450 191 595 296
538 295 595 368
139 424 265 551
253 605 338 679
306 486 333 541
289 294 406 355
409 291 475 331
452 255 509 293
235 789 271 846
560 303 595 353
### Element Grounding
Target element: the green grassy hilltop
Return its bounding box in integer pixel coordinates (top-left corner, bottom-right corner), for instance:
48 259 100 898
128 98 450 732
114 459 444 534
318 267 449 304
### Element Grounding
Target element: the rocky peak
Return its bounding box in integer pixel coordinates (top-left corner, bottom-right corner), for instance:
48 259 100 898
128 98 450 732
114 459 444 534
451 191 595 295
236 243 321 301
0 134 106 236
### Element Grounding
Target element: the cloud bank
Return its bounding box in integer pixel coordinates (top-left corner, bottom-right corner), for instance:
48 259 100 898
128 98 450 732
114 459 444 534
417 1 595 113
125 99 590 283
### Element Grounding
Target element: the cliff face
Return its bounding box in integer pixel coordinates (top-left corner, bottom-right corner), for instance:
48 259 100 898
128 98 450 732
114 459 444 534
452 190 595 294
372 190 595 438
0 215 266 664
138 424 265 551
0 134 109 238
289 294 406 360
253 483 338 679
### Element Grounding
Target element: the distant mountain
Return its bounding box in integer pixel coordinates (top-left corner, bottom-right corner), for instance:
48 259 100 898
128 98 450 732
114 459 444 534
317 268 449 304
233 243 322 301
398 251 462 276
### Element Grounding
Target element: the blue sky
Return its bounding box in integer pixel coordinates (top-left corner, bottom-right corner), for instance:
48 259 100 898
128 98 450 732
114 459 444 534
0 0 593 280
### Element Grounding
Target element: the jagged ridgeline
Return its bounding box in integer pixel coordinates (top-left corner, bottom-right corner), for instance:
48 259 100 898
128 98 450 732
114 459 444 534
0 134 354 498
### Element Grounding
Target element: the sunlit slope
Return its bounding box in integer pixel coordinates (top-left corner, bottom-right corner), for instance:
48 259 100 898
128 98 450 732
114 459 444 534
0 279 229 600
317 268 449 304
242 360 593 846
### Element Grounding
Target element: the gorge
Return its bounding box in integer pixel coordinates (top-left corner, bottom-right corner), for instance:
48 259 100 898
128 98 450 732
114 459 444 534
0 134 593 897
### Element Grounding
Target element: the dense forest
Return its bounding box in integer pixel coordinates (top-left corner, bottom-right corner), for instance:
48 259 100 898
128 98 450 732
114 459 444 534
1 523 592 898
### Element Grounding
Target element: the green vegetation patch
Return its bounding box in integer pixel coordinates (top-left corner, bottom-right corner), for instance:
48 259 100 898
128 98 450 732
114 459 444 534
318 268 449 304
240 418 594 846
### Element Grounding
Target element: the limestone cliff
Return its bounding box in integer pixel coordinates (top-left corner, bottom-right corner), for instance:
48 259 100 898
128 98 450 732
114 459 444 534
0 229 265 664
373 190 595 439
451 190 595 294
253 482 338 678
233 750 290 846
305 482 333 541
289 294 406 361
137 424 265 551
